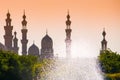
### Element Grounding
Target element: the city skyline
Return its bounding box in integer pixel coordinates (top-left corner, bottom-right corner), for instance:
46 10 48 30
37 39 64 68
0 0 120 57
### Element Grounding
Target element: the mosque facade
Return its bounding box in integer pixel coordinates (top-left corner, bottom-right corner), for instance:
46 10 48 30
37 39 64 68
0 11 108 58
0 11 54 59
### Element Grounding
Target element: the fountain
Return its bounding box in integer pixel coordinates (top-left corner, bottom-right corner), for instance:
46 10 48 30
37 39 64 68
39 57 104 80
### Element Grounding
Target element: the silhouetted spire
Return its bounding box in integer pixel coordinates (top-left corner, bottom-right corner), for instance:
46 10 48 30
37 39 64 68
4 11 13 50
66 10 71 29
14 31 17 38
102 28 106 39
67 10 70 19
13 31 19 53
65 10 72 59
21 10 28 55
6 10 12 26
22 10 27 29
101 28 107 51
23 10 26 19
7 10 10 18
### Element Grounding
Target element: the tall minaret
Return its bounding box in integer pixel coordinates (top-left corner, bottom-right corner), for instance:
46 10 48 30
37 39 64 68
4 11 13 50
13 31 19 53
65 11 72 58
101 28 107 52
21 11 28 55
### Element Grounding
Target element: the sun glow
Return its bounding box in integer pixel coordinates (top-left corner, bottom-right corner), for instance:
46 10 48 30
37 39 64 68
71 41 93 58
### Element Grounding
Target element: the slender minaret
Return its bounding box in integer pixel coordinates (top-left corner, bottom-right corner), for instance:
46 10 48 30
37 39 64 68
65 11 72 58
21 11 28 55
101 28 107 52
4 11 13 50
13 31 19 53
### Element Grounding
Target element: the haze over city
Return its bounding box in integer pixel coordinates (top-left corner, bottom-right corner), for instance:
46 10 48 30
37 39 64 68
0 0 120 57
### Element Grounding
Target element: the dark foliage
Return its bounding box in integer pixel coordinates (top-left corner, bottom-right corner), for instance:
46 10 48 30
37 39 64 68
99 50 120 73
99 50 120 80
0 50 38 80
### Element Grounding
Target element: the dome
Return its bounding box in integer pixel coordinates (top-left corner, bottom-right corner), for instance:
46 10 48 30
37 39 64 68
0 42 7 50
41 34 54 59
28 43 39 56
42 34 52 43
41 34 53 49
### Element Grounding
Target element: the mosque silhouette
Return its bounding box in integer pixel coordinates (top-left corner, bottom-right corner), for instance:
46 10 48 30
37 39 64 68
0 11 107 59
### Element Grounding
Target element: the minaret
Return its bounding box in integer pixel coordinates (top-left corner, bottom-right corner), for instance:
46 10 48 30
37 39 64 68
65 11 72 58
21 11 28 55
101 28 107 52
4 11 13 50
13 31 19 53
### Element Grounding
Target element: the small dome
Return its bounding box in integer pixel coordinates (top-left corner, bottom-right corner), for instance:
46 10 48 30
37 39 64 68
28 43 39 56
41 34 53 49
42 34 52 42
0 43 7 50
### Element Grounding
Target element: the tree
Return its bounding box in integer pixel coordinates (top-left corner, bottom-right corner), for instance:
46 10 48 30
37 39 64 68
99 50 120 73
0 50 38 80
0 50 21 80
19 55 38 80
99 50 120 80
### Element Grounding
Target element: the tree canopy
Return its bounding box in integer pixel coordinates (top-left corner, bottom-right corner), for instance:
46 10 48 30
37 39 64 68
99 50 120 80
0 50 38 80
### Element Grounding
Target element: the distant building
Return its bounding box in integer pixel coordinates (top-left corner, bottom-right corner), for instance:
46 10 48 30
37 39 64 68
100 28 107 53
13 31 19 53
65 11 72 58
41 32 54 59
21 11 28 55
3 11 19 53
0 11 54 59
28 42 39 56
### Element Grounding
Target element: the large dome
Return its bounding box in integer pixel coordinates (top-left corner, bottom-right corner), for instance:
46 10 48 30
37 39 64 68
41 34 53 49
28 43 39 56
0 42 7 50
41 33 54 59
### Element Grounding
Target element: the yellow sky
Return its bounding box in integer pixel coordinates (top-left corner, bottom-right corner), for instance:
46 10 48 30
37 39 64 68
0 0 120 57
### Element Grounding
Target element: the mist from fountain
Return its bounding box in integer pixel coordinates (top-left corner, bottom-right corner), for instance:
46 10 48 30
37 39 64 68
39 57 104 80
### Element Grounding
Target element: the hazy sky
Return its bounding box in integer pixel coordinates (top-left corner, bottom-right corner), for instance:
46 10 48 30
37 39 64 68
0 0 120 57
